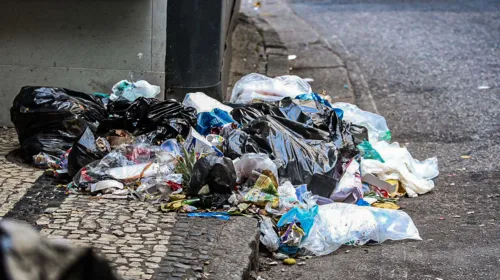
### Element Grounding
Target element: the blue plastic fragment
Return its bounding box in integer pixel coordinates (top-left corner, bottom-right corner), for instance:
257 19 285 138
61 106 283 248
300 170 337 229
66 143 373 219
187 212 230 221
356 198 371 207
196 108 237 135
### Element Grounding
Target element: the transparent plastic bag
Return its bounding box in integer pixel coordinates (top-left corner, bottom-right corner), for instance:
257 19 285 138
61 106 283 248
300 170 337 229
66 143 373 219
361 141 439 197
332 102 391 143
110 80 160 102
265 181 300 216
301 203 421 256
183 92 233 113
233 153 278 183
260 216 280 252
230 73 312 104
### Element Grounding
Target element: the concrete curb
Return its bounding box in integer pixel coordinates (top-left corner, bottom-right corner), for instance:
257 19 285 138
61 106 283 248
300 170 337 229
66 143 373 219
207 217 260 280
227 11 290 99
251 0 378 110
250 16 290 77
248 0 354 104
153 214 259 280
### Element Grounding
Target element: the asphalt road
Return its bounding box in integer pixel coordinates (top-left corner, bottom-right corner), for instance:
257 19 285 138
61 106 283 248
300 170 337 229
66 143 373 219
259 1 500 279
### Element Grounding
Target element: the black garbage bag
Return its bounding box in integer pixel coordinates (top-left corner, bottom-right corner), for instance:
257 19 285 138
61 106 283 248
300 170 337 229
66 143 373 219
222 129 260 159
107 98 133 116
98 98 160 135
68 128 110 177
230 102 285 125
279 98 345 147
307 173 338 198
240 115 338 185
189 155 236 195
136 99 197 136
97 98 197 143
10 86 107 158
231 98 345 148
199 193 231 209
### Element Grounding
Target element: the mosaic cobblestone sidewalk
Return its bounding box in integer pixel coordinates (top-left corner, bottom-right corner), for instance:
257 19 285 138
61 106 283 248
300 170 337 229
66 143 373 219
0 127 259 280
0 128 44 219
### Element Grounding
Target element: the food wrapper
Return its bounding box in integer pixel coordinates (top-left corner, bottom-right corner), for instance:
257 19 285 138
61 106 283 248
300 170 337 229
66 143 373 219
244 188 279 208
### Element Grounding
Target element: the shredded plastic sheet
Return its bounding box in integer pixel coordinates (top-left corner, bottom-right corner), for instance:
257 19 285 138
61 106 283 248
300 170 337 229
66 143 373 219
230 73 312 104
301 203 421 256
361 141 439 197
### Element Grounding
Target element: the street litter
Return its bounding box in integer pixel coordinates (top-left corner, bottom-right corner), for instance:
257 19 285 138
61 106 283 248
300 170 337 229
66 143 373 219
11 72 438 259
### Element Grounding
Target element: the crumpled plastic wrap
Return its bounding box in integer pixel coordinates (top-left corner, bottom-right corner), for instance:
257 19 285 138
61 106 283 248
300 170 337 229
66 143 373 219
260 216 280 252
230 73 312 104
361 141 439 197
332 102 391 143
110 80 160 102
301 203 421 256
233 153 278 183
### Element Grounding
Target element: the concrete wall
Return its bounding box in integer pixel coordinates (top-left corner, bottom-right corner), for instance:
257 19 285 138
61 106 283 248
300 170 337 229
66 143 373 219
0 0 167 126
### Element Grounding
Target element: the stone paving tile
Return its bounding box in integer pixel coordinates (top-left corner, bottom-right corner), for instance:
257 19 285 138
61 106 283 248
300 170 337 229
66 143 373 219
155 215 226 279
0 128 44 220
0 127 20 156
4 174 67 226
37 196 177 280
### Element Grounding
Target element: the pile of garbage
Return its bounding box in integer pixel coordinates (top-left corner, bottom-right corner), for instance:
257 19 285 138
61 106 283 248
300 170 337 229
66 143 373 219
10 73 438 258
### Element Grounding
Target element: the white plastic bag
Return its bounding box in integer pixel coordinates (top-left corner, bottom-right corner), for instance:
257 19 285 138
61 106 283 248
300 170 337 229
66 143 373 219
331 159 363 203
332 102 391 143
260 216 280 252
361 141 439 197
110 80 160 102
233 153 278 183
230 73 312 104
301 203 421 256
183 92 233 113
